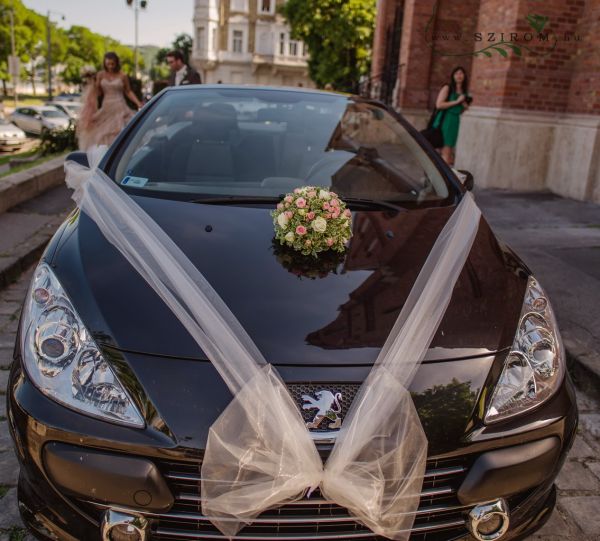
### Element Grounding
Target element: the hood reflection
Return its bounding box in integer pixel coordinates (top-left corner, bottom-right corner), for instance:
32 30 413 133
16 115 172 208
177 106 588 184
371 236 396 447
307 205 519 356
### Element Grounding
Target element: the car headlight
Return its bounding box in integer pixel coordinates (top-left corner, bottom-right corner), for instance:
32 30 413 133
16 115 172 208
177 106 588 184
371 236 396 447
486 277 564 423
20 263 144 427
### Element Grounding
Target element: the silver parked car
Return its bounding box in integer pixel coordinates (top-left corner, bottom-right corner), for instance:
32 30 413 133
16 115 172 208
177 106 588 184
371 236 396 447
46 100 82 121
0 118 26 150
9 106 71 135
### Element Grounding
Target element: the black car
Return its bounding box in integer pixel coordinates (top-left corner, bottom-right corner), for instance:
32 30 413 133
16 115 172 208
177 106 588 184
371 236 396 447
7 86 577 541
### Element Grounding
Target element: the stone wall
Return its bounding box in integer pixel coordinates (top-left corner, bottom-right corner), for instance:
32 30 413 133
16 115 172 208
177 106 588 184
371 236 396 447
456 107 600 202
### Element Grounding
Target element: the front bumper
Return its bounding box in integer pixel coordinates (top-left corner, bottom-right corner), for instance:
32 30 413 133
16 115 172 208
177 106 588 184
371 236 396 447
7 356 577 541
0 138 25 148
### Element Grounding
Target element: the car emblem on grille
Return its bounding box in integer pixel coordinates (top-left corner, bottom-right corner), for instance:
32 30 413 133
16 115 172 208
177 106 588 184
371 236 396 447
302 390 343 430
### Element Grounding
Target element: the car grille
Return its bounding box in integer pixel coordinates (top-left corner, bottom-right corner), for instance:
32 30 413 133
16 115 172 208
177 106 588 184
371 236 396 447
82 383 473 539
111 454 468 540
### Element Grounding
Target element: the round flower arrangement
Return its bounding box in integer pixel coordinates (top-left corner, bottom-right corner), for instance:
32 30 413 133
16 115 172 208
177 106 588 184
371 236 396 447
272 187 352 257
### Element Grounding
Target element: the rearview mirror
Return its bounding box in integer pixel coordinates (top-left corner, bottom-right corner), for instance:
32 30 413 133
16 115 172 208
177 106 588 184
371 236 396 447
456 169 474 191
65 151 89 168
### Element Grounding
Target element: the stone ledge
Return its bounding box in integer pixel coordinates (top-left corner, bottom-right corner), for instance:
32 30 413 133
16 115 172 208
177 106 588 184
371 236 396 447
0 155 66 215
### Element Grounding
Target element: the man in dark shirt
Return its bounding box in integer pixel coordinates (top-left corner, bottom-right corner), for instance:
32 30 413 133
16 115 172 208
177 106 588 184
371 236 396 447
166 50 202 86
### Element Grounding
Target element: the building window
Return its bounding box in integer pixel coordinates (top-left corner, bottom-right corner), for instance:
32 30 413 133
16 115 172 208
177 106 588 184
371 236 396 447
197 27 205 55
289 40 298 56
302 42 308 57
231 0 247 12
279 32 286 55
211 28 218 52
259 0 274 14
232 30 244 53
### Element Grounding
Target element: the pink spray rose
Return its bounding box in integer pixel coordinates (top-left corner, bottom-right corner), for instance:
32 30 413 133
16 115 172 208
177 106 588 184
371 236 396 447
277 203 284 211
307 190 317 198
331 199 339 207
294 188 301 194
332 210 340 219
323 202 330 210
344 209 351 217
296 225 307 235
285 211 293 219
307 211 315 220
326 238 334 246
296 197 307 208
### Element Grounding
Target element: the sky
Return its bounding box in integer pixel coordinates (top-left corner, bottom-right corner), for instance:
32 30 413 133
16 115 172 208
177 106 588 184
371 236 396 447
22 0 193 48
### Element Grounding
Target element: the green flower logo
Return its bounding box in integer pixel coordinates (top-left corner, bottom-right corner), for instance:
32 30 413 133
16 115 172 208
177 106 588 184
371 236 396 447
526 14 549 33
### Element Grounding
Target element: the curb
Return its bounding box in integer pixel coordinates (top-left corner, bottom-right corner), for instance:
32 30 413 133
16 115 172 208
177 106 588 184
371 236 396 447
0 215 65 291
0 155 66 215
564 336 600 402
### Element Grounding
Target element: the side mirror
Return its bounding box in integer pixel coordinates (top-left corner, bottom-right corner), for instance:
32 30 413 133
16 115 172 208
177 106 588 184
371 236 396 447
456 169 474 191
66 151 89 168
34 114 42 120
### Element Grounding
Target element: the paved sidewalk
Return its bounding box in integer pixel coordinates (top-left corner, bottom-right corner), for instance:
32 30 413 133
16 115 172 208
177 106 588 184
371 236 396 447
477 189 600 390
0 184 73 290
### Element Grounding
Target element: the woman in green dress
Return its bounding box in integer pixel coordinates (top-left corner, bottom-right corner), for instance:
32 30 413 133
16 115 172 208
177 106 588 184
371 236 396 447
432 66 471 165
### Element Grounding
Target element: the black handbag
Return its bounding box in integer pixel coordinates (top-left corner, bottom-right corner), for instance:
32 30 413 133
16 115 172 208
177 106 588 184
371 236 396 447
420 107 447 149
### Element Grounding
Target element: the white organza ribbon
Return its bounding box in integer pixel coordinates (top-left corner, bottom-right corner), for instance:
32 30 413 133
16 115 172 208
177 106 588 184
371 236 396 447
64 149 481 540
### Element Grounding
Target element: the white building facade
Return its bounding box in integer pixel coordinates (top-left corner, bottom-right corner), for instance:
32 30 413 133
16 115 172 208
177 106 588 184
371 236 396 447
192 0 313 87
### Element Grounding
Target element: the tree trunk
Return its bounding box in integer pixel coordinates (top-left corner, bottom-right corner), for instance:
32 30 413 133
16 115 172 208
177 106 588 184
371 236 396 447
2 79 6 96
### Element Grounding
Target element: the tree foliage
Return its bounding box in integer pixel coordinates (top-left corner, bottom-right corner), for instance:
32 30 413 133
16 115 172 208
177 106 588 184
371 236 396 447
172 33 193 64
0 0 142 90
280 0 376 92
152 33 193 81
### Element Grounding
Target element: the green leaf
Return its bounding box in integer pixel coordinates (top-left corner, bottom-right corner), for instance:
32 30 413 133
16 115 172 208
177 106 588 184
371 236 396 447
504 43 522 56
493 46 508 58
526 14 549 33
482 51 492 58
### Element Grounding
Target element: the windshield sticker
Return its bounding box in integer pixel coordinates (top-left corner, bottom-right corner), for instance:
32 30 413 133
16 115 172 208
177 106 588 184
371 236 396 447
121 175 148 187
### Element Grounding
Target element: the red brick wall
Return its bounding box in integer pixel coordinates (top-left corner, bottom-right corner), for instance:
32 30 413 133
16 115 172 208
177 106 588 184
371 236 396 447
427 0 478 109
499 0 587 112
374 0 599 115
371 0 402 82
395 0 436 109
468 0 520 109
566 0 600 114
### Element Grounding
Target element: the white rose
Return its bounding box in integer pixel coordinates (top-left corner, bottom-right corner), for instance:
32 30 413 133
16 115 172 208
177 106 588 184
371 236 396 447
318 190 331 200
311 216 327 233
277 213 289 229
284 231 295 242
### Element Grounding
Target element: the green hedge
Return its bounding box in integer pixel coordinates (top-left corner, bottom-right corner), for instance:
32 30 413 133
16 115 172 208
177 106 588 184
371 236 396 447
39 125 78 156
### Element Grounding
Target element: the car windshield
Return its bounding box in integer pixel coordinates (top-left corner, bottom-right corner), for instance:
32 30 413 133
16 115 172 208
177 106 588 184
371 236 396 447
113 88 452 204
42 110 65 118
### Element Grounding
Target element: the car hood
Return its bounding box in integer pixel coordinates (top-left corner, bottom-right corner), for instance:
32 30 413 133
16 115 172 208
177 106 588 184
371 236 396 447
53 195 528 366
44 117 69 126
0 124 24 136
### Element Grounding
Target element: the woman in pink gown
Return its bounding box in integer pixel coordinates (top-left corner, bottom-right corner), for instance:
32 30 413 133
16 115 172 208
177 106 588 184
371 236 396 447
77 52 143 151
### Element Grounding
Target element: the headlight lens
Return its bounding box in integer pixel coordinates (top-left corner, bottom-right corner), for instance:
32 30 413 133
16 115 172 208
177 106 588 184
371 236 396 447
20 263 144 427
486 277 564 423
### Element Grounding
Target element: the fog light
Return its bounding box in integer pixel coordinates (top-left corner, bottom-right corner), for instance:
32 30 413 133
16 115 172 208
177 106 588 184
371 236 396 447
467 499 509 541
101 510 148 541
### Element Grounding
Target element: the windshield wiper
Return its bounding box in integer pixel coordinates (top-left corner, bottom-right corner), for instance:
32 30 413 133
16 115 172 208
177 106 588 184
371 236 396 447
341 197 406 212
188 195 283 205
189 195 405 212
